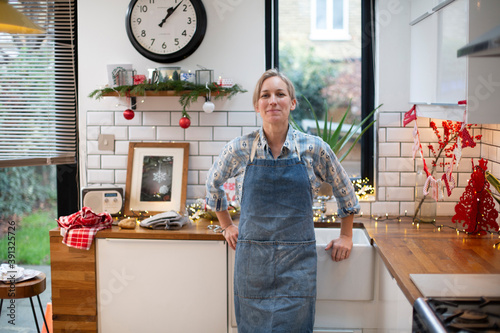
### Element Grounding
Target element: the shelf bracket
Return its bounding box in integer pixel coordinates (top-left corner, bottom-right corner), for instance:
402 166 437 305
131 96 137 110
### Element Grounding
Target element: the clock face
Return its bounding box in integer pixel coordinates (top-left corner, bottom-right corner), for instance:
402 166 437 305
126 0 207 63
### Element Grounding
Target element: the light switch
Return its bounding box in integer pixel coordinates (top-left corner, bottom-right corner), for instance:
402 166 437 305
98 134 115 151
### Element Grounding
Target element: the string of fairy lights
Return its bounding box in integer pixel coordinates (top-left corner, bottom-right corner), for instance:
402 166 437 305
117 200 500 249
357 212 500 249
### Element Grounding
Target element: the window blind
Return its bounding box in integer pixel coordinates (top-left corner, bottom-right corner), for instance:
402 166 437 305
0 0 77 167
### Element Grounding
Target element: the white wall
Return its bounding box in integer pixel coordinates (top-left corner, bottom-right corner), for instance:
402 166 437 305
78 0 265 193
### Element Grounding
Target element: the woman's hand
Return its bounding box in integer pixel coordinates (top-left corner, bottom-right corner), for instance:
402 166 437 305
215 210 239 250
325 235 353 262
222 224 239 250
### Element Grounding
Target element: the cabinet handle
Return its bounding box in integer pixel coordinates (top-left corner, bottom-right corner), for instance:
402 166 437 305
432 0 455 12
409 12 432 26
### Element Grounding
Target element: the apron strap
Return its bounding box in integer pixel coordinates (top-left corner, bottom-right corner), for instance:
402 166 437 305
250 134 260 162
293 133 301 161
249 131 301 162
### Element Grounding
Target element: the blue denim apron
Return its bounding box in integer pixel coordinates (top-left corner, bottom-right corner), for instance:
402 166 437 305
234 136 317 333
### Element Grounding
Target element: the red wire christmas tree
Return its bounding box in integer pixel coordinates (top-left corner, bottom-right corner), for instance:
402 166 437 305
452 158 499 235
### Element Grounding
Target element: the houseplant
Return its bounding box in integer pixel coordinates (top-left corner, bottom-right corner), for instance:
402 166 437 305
290 96 380 163
290 96 380 200
486 171 500 206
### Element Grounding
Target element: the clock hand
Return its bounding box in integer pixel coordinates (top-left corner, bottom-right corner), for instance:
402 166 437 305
159 0 183 27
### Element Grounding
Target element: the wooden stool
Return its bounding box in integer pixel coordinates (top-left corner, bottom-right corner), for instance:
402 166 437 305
0 272 50 333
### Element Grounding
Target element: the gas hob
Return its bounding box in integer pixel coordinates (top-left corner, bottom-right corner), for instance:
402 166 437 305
413 297 500 332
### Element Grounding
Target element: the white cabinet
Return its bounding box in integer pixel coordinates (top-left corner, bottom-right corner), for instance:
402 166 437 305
410 0 468 106
410 11 440 104
409 0 500 124
96 238 227 333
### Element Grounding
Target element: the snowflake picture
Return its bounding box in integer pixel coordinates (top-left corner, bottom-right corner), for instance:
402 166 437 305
153 170 167 183
140 155 173 202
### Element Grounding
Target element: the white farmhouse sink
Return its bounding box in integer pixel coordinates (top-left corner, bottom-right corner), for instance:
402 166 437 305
314 228 375 301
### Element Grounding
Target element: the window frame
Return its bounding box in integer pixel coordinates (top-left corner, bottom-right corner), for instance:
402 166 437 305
310 0 351 41
265 0 375 185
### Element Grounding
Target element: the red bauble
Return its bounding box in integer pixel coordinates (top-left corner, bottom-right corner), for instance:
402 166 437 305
123 109 135 120
179 116 191 129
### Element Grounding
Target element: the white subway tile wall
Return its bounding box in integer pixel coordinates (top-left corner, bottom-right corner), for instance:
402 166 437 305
376 111 499 217
85 110 259 206
85 110 500 217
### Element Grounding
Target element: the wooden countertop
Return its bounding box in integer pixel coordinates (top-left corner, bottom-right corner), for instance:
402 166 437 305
50 216 500 305
50 219 226 240
357 217 500 304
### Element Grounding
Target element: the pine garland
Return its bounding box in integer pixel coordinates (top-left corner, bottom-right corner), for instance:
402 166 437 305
88 81 247 112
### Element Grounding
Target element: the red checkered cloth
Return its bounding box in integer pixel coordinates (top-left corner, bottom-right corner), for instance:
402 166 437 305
57 207 113 250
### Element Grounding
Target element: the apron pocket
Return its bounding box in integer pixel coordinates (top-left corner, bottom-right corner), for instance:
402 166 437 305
235 240 316 299
275 242 317 298
235 240 275 298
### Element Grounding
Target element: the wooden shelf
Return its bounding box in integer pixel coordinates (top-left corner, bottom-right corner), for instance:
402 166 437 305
101 90 227 97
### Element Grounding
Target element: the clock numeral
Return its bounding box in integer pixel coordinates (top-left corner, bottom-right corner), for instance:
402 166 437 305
182 30 187 36
141 30 146 37
136 18 142 25
183 4 187 12
162 42 167 49
139 5 148 13
150 38 155 46
149 0 155 3
175 38 179 46
187 17 192 24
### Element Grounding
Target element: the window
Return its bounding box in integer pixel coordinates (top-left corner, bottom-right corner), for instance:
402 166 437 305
0 0 77 167
0 0 79 220
266 0 375 183
311 0 351 40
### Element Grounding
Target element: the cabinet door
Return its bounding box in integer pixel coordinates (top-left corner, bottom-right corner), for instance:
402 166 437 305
96 239 227 333
436 0 467 104
411 0 467 106
466 0 500 124
410 14 438 104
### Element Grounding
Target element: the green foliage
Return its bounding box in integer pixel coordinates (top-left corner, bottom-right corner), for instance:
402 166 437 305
291 96 381 162
486 171 500 205
88 81 247 113
0 166 56 220
0 210 56 265
279 44 339 120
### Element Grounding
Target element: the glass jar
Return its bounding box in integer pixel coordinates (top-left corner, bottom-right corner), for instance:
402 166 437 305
414 168 437 223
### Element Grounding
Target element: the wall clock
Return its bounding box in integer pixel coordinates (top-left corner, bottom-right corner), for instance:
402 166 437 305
125 0 207 63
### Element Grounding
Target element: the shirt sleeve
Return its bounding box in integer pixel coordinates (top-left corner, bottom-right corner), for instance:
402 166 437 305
205 137 247 211
314 142 360 218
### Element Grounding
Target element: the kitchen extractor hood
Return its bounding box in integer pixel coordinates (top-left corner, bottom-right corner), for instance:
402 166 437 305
457 23 500 57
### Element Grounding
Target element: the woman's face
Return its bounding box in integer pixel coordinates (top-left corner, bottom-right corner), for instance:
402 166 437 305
255 76 296 125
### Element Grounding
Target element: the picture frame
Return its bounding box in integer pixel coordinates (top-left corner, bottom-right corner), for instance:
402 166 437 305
106 63 133 87
124 142 189 216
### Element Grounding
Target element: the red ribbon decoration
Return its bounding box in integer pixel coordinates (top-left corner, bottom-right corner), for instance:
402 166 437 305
460 127 476 148
403 104 417 127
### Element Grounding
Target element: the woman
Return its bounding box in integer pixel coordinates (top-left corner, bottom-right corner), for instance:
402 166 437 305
206 69 360 332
